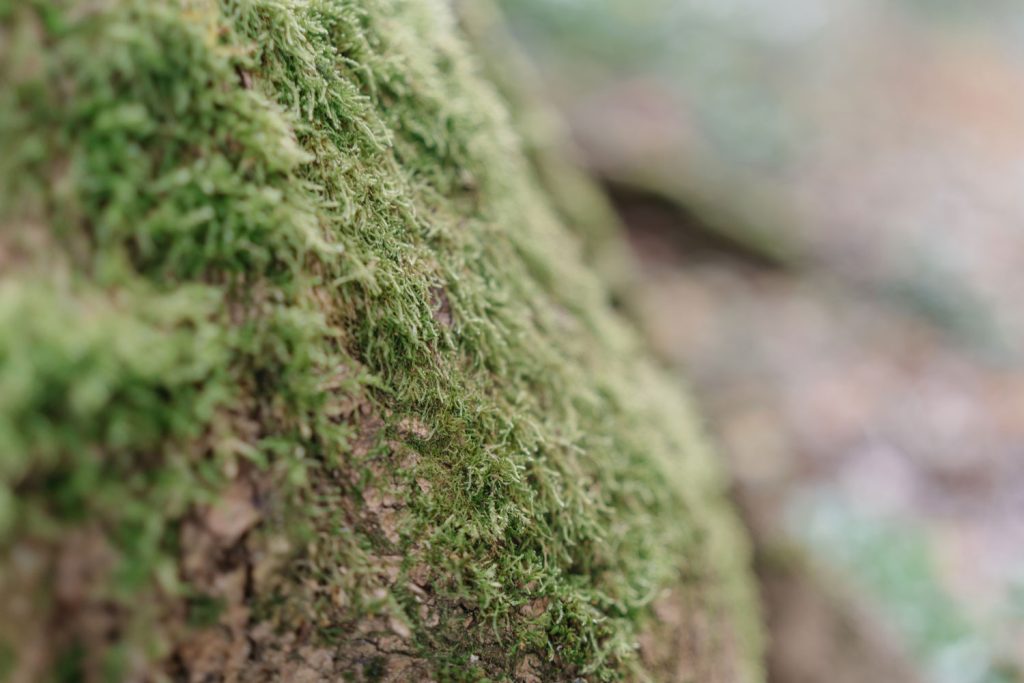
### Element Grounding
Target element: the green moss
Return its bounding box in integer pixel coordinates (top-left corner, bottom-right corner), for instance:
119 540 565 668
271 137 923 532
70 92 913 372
0 0 761 680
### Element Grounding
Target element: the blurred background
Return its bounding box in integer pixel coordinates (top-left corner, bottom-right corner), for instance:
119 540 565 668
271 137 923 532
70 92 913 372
487 1 1024 681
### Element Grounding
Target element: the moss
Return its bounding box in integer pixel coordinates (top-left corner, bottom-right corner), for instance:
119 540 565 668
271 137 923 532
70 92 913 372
455 0 638 303
0 0 762 681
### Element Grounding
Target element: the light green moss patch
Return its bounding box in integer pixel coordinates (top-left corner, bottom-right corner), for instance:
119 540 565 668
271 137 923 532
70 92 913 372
0 1 761 680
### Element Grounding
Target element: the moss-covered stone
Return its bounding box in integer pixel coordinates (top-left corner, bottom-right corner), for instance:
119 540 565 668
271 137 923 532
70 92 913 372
0 1 761 680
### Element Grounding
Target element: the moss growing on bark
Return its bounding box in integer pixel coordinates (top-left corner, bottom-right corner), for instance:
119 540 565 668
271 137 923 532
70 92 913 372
0 1 761 680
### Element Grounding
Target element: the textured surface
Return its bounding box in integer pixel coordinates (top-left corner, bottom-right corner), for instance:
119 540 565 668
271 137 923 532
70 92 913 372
0 1 761 680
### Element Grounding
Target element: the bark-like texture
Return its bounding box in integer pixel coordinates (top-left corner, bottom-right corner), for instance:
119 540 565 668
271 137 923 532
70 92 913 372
0 1 762 680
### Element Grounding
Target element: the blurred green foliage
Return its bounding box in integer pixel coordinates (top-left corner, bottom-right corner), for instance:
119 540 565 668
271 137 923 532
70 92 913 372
791 493 1021 683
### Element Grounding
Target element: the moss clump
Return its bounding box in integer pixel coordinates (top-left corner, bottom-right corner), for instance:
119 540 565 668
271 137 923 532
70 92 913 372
0 1 761 681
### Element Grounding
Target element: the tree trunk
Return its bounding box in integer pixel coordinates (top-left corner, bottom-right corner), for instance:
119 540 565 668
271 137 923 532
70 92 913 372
0 1 761 680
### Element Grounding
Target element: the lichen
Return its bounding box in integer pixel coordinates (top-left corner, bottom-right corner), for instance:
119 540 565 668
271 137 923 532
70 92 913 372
0 1 762 680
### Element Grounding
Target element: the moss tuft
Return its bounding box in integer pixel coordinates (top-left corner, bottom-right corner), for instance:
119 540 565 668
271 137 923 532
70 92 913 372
0 0 761 680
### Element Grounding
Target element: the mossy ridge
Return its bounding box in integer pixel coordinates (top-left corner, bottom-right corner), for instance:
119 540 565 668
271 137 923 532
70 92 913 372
0 0 762 681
